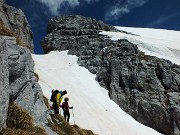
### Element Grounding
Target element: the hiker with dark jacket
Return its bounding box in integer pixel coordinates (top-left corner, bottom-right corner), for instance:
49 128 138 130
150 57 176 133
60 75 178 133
61 97 73 122
50 89 67 114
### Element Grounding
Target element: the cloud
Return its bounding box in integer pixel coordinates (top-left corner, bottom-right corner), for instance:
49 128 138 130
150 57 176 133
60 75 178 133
147 13 180 27
37 0 99 15
105 0 149 21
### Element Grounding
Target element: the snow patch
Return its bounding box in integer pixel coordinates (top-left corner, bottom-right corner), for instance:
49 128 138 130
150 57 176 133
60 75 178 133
100 26 180 65
32 51 162 135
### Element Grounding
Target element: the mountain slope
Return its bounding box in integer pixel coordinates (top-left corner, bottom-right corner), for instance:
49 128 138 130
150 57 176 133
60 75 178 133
101 26 180 65
32 51 162 135
40 15 180 135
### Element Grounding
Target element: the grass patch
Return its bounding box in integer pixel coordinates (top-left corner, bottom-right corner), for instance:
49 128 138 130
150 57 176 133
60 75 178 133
43 96 51 110
34 72 39 82
2 103 47 135
16 37 29 49
2 128 29 135
137 52 154 61
0 21 15 36
48 114 96 135
0 21 30 49
72 125 95 135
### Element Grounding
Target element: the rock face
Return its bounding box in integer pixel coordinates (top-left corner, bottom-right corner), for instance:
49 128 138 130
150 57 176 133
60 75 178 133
42 15 120 53
7 37 53 133
0 37 9 130
0 1 33 51
0 1 56 134
0 36 56 134
42 15 180 135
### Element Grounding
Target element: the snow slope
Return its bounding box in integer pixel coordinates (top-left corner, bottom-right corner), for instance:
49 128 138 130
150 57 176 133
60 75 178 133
32 51 162 135
100 26 180 65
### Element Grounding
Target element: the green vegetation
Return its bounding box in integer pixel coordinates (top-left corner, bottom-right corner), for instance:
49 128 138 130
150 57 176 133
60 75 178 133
2 103 47 135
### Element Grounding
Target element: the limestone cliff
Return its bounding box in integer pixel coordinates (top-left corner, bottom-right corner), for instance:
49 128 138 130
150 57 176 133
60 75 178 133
0 0 33 52
42 15 180 135
0 1 55 134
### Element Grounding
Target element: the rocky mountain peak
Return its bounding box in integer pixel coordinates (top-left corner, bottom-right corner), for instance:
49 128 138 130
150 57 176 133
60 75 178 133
47 15 119 34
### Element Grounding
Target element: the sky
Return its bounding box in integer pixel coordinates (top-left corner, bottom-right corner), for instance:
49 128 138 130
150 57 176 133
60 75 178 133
32 27 180 135
6 0 180 54
32 50 162 135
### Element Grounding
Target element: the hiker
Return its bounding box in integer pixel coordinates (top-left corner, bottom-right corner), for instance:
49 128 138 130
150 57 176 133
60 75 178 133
61 97 73 122
50 89 67 114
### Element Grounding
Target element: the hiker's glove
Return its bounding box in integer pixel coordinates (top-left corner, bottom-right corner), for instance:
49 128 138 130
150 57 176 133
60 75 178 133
71 106 73 109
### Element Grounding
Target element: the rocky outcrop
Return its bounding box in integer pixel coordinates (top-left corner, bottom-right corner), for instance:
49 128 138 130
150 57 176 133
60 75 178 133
108 48 180 135
0 37 9 131
0 36 56 134
42 15 180 135
47 15 119 34
0 1 56 134
8 37 56 134
42 15 121 53
0 1 33 51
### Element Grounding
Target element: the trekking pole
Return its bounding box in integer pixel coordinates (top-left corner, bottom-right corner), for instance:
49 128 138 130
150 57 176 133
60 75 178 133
72 107 75 125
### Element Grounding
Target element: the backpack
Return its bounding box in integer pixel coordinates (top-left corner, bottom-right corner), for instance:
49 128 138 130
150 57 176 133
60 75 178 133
50 90 62 103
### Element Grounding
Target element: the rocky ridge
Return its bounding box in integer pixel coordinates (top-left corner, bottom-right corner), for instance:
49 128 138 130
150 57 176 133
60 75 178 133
42 15 180 135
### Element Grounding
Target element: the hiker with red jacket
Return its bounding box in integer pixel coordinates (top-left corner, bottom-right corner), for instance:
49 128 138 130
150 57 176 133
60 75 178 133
61 97 73 122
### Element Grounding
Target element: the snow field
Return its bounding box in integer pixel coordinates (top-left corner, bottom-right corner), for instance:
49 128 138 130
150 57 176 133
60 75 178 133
32 51 162 135
100 26 180 65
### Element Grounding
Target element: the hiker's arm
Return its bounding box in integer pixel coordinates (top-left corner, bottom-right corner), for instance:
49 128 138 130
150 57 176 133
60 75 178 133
69 106 73 109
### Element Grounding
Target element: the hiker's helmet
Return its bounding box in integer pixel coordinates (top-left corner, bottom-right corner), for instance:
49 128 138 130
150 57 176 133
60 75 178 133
64 97 69 101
